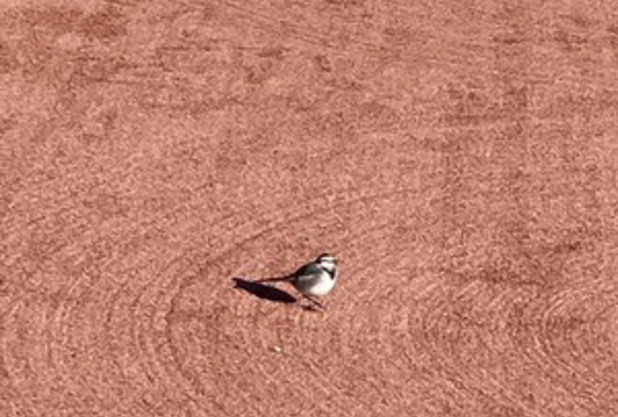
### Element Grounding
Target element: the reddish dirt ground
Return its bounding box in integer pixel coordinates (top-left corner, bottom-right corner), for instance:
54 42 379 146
1 1 617 416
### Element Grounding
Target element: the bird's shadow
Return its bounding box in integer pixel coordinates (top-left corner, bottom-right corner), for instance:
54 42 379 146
232 277 297 304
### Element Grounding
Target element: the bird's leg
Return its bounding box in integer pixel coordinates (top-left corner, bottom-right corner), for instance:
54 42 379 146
302 294 326 310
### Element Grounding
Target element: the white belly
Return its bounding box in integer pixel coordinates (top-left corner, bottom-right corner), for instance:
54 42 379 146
303 275 336 296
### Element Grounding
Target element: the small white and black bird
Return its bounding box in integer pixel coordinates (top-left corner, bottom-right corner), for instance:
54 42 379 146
257 253 337 309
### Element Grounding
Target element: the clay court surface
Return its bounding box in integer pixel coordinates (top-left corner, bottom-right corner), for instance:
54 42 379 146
1 0 617 416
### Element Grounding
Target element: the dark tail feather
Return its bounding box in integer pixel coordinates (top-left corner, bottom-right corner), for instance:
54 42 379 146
255 274 292 283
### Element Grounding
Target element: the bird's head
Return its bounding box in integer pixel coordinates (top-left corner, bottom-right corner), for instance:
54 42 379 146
316 253 337 275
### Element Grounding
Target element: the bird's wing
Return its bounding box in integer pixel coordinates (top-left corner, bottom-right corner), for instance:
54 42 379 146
291 263 323 283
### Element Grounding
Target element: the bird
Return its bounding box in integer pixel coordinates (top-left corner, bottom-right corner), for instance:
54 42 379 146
257 253 337 309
